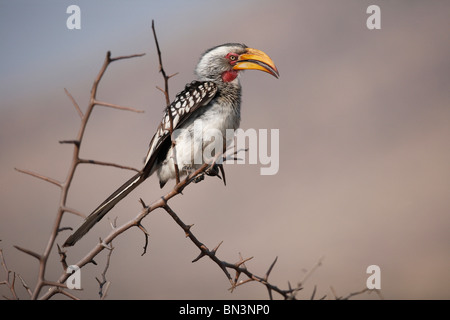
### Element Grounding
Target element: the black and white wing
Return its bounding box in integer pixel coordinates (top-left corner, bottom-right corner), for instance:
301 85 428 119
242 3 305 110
142 80 218 177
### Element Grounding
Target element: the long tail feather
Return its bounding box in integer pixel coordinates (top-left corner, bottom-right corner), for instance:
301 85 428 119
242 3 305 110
63 171 145 247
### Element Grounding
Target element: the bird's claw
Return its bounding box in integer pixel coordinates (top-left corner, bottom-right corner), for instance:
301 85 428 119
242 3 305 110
205 163 226 186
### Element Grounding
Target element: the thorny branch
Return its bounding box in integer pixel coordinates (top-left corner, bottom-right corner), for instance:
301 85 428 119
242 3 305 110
13 50 145 300
161 201 303 299
95 218 117 299
0 248 32 299
4 22 380 301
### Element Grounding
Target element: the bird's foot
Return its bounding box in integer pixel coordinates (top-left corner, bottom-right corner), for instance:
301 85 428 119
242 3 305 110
205 163 226 186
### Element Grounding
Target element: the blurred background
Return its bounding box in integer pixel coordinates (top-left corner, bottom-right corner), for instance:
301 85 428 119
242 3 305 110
1 0 449 299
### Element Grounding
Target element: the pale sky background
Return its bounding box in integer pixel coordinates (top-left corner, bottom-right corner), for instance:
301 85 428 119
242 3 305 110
1 0 449 300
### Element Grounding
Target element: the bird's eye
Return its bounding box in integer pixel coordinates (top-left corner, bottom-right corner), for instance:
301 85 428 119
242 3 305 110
227 53 238 61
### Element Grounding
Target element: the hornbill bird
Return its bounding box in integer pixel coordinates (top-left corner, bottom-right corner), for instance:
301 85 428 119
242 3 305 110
63 43 279 247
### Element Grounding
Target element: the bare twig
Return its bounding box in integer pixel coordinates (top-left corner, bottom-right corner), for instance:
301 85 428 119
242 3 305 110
94 100 144 113
78 158 140 172
300 256 324 286
109 53 145 62
151 19 180 184
64 88 83 119
59 140 80 146
339 287 383 300
0 249 18 300
14 168 62 188
138 224 150 256
160 200 303 299
61 206 86 219
96 218 116 299
0 249 33 299
56 244 68 271
13 246 42 261
17 274 33 298
58 289 81 300
151 20 171 107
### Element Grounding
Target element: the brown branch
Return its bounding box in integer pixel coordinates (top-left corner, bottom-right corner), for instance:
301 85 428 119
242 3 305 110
287 256 325 299
151 19 180 184
61 206 86 219
137 223 150 256
1 248 34 300
58 289 80 300
338 287 383 300
56 244 68 271
159 199 302 299
14 168 62 188
59 140 80 146
14 50 145 300
13 246 42 261
0 249 18 300
96 218 116 299
78 158 140 172
64 88 83 119
42 280 68 289
151 20 171 107
93 100 144 113
265 257 278 279
109 53 145 62
17 274 33 298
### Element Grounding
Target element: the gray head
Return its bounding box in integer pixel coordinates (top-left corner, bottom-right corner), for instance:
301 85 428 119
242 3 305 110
195 43 279 83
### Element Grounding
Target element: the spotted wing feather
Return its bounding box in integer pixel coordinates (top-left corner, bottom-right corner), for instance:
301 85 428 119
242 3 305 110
143 81 217 174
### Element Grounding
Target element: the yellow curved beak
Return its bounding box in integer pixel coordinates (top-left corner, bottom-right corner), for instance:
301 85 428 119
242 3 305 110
232 48 279 78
